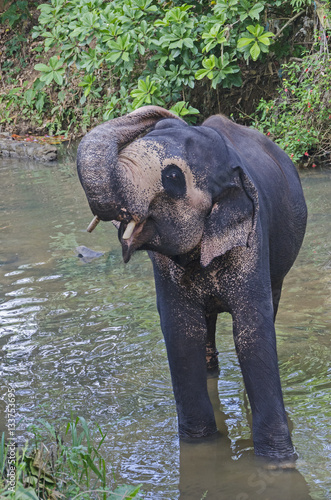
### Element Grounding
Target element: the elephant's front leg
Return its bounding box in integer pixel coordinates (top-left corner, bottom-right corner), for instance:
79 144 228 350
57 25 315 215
160 301 218 438
153 265 217 438
231 294 295 461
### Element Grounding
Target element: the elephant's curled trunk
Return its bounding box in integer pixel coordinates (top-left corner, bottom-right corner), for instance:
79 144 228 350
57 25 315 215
77 106 181 222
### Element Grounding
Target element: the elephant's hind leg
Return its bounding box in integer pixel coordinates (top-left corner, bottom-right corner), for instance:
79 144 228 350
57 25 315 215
206 313 219 377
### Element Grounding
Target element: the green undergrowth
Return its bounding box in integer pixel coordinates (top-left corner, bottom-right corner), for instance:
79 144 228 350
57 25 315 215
0 416 143 500
0 0 330 165
1 0 280 134
252 44 331 167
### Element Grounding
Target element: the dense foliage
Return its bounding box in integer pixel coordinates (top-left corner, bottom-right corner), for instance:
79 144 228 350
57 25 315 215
253 47 331 165
0 0 330 165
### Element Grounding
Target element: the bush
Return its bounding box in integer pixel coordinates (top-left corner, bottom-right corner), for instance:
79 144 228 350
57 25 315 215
1 0 295 134
252 39 331 166
1 0 330 153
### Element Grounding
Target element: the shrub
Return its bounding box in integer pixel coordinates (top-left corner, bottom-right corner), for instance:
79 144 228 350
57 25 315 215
252 41 331 166
2 0 283 134
1 0 329 143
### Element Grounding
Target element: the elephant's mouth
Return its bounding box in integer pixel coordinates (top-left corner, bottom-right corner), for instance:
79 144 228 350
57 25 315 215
118 218 148 263
86 214 158 263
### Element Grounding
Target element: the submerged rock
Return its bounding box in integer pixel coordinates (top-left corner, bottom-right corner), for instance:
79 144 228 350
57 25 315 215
0 254 19 265
75 246 104 263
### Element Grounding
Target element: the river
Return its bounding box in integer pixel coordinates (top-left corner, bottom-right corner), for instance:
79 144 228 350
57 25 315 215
0 148 330 499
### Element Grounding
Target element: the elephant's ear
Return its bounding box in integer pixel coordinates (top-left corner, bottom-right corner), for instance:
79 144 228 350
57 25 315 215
200 167 259 268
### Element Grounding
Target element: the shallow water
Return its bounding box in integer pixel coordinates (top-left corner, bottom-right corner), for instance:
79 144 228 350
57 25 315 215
0 150 330 499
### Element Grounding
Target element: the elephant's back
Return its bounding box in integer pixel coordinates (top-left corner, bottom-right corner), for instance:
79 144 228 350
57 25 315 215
203 114 299 183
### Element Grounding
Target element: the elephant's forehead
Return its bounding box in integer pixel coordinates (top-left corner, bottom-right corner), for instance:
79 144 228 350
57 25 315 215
118 140 195 193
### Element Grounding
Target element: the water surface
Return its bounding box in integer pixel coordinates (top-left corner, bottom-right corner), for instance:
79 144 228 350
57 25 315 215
0 152 330 499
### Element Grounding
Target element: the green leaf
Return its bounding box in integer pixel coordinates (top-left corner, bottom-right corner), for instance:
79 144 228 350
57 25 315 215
250 41 261 61
14 485 40 500
24 88 35 106
35 94 45 112
82 454 103 480
183 38 194 48
107 52 121 62
258 33 274 45
138 44 145 55
237 36 254 48
170 101 199 117
41 72 54 85
137 79 147 91
246 24 264 37
203 55 216 69
259 42 270 53
108 484 143 500
248 3 265 20
49 55 63 69
195 68 211 80
34 63 51 73
53 71 63 85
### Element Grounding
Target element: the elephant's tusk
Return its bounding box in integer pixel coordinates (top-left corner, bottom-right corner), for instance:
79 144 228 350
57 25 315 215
122 220 136 240
87 216 100 233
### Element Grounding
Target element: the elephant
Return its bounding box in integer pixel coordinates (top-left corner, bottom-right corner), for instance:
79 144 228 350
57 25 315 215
77 105 307 462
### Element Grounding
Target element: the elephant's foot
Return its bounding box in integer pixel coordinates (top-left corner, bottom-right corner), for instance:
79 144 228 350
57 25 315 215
177 403 218 440
179 424 219 440
254 438 297 465
206 346 219 377
264 459 297 470
256 451 298 471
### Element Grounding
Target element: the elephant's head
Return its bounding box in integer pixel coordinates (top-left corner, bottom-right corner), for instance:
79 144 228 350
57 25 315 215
77 106 258 267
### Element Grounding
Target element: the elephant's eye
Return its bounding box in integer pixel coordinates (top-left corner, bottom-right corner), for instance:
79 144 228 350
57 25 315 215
161 164 186 199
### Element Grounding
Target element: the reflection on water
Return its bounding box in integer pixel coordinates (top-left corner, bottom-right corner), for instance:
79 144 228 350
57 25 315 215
0 153 330 499
179 379 312 500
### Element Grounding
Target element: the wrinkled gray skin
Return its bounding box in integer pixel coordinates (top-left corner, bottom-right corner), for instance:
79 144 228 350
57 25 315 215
77 106 307 462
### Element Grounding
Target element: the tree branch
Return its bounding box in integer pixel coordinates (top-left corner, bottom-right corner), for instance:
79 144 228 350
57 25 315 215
273 10 305 40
